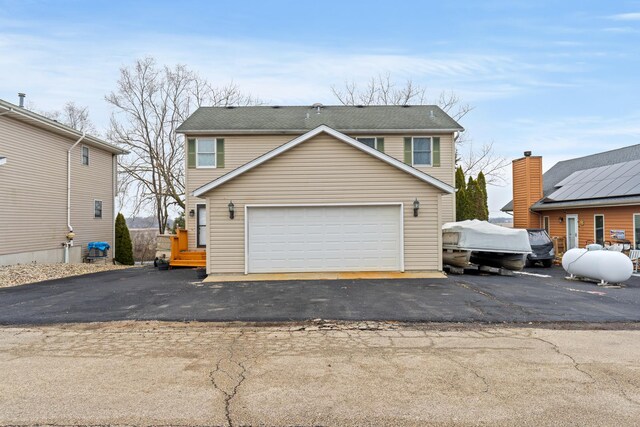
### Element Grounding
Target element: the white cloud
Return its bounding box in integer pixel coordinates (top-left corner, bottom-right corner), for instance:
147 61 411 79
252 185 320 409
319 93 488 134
0 26 588 133
0 21 624 219
608 12 640 21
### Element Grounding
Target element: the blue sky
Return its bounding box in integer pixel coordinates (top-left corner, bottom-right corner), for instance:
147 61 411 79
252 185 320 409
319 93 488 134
1 0 639 216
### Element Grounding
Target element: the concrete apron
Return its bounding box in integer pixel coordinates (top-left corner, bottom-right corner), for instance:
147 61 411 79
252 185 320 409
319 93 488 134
203 271 446 283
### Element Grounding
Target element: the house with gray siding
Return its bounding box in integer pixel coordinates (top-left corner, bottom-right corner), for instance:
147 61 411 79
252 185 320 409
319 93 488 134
0 97 127 265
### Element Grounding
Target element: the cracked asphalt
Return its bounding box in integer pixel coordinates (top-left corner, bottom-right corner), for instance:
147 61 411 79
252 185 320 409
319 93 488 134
0 266 639 324
1 321 639 426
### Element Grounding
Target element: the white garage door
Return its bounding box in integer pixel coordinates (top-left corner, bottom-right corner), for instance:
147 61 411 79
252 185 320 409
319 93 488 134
246 205 403 273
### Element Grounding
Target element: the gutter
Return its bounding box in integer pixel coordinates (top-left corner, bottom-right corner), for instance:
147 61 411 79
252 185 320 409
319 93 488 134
64 132 86 263
0 102 126 155
177 128 465 135
68 132 86 232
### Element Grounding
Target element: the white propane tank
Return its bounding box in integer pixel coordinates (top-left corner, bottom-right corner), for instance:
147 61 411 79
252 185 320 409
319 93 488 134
562 248 633 284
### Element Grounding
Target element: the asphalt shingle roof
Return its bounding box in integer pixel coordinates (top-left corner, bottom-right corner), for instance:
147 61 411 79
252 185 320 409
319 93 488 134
176 105 464 133
502 144 640 211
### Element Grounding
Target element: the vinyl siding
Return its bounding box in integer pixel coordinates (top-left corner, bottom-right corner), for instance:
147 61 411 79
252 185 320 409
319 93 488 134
370 133 455 223
202 133 443 274
0 115 115 258
185 131 456 250
541 206 640 250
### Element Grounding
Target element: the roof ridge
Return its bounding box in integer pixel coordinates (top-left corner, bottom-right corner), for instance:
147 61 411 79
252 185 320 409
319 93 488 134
556 143 640 165
0 98 126 154
197 104 444 109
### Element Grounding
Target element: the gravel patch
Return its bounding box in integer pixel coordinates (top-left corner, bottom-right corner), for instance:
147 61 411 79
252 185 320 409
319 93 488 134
0 263 136 288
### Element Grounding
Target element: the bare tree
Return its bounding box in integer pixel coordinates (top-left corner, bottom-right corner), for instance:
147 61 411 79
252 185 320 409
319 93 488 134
331 73 472 121
331 74 509 183
459 140 510 185
39 101 97 134
107 57 259 234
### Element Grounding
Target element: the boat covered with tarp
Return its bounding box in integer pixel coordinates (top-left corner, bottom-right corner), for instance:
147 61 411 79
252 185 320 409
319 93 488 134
442 220 532 270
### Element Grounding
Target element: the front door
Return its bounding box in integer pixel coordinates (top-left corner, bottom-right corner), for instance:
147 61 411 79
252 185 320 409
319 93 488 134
196 204 206 248
566 214 579 249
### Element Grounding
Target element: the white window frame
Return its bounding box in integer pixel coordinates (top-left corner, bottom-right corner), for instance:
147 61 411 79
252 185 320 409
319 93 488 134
594 214 605 245
196 138 217 169
81 145 90 166
94 199 103 219
356 136 378 150
412 136 432 167
566 214 579 249
634 213 640 250
543 216 550 234
196 203 207 248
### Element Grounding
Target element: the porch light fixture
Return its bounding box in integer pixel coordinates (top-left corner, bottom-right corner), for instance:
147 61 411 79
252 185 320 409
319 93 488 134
413 198 420 217
559 217 564 223
228 201 235 219
189 209 195 218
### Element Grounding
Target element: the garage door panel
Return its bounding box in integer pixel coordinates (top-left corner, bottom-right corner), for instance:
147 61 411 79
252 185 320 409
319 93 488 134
247 205 402 273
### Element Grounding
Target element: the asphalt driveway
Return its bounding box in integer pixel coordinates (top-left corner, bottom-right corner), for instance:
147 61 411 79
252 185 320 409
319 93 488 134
0 266 639 324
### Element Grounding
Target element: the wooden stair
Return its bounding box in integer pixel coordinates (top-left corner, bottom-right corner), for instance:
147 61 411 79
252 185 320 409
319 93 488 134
169 229 206 268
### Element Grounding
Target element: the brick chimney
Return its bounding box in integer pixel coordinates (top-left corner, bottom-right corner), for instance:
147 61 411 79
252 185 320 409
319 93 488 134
512 151 543 229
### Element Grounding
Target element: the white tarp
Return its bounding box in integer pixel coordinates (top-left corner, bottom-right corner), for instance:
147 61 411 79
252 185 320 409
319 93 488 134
442 220 532 253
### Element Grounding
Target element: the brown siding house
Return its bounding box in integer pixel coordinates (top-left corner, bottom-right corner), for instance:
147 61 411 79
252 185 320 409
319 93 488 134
503 146 640 251
0 98 127 265
177 105 463 275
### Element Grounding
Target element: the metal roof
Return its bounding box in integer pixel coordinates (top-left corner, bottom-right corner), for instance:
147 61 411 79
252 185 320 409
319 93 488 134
0 98 127 155
502 143 640 211
177 105 464 134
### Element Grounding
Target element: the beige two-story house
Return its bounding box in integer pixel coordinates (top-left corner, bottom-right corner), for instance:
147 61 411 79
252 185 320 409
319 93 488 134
0 97 127 265
177 105 463 275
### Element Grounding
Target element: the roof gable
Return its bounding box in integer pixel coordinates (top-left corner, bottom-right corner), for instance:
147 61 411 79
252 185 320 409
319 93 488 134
192 125 455 197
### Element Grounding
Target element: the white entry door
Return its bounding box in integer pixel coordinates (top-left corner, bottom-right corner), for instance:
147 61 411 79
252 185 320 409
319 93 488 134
246 205 403 273
566 214 579 249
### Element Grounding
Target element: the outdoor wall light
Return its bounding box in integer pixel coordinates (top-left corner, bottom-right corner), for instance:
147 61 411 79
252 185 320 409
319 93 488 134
413 198 420 217
228 201 235 219
189 209 195 218
559 217 564 223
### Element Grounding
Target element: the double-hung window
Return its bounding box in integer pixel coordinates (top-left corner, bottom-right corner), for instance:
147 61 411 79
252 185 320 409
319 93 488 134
356 137 378 149
412 137 432 166
94 200 103 219
81 146 90 165
196 138 216 168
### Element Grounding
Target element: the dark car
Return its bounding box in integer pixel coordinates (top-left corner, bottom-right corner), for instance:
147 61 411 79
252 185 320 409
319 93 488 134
526 229 555 267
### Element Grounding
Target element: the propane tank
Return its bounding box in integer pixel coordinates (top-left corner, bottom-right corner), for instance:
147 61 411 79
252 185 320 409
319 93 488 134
562 248 633 284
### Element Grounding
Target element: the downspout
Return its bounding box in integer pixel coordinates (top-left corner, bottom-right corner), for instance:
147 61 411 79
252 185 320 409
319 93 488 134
64 132 86 263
